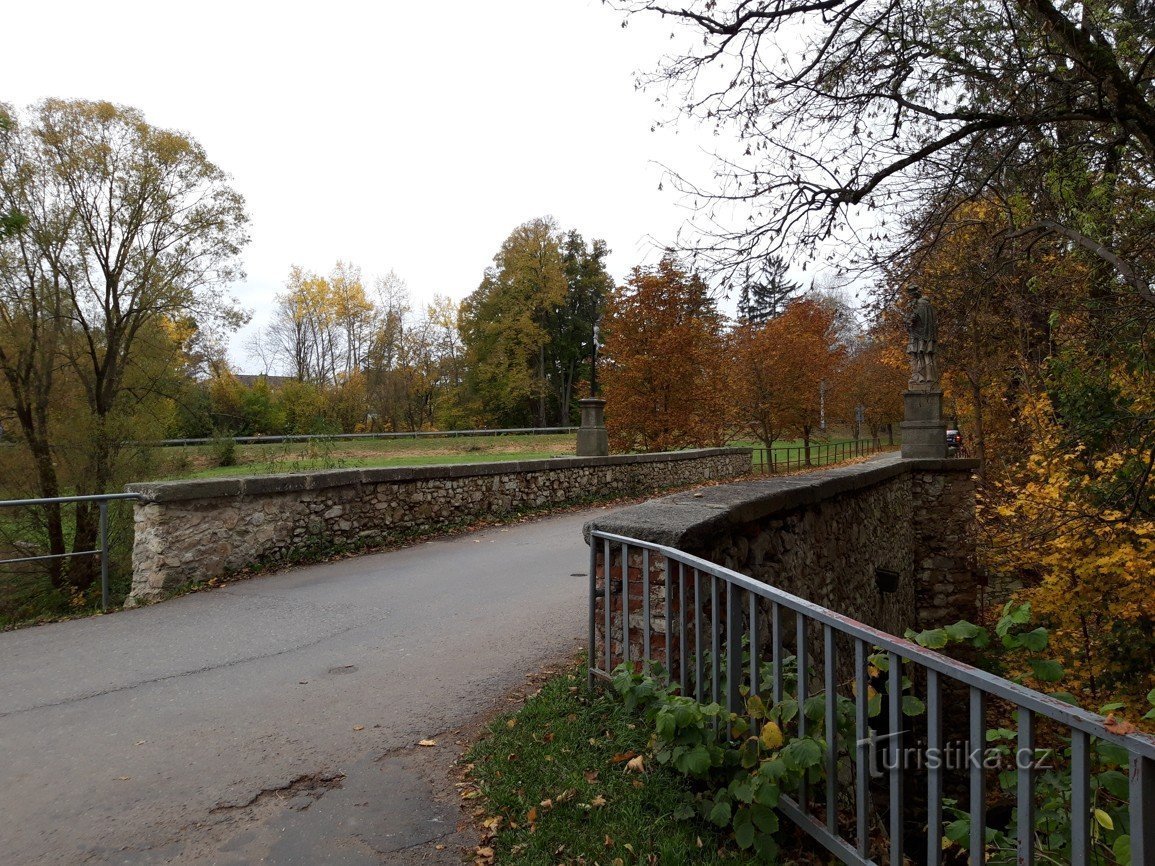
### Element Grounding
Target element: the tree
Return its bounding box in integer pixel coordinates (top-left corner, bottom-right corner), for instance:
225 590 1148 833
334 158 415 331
732 297 845 463
459 218 610 427
836 339 906 445
615 0 1155 306
601 256 733 451
253 266 344 385
0 99 249 592
736 256 802 325
552 231 613 415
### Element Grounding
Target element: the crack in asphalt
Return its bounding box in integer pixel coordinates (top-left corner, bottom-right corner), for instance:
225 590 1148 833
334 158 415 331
0 616 386 719
209 771 346 814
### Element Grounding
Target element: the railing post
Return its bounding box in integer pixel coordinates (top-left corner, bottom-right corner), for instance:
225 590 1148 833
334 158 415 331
1132 754 1155 866
99 500 109 613
726 582 742 717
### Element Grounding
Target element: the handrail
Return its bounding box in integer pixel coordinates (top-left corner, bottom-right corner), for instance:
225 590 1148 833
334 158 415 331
588 529 1155 864
0 492 143 611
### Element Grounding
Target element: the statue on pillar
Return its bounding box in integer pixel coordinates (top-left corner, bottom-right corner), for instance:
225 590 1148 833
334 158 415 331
906 288 939 389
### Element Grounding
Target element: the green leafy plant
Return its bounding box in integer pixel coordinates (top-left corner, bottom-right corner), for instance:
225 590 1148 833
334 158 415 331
611 662 828 861
904 603 1154 865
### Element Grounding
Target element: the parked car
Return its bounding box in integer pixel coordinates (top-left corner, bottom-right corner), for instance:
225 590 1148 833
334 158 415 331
946 428 963 455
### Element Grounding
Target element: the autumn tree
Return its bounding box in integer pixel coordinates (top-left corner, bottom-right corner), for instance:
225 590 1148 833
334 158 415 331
836 339 906 445
0 100 249 591
615 0 1155 313
732 297 845 463
601 256 733 451
459 218 610 427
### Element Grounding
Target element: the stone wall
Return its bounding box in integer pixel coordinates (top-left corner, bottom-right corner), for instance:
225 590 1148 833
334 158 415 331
585 454 979 672
125 448 751 605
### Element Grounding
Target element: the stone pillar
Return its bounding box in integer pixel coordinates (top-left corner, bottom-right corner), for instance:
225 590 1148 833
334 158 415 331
901 389 947 459
576 398 609 457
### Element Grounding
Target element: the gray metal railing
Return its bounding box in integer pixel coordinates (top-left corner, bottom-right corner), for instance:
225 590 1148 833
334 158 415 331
141 426 579 447
752 438 886 473
588 529 1155 865
0 493 142 611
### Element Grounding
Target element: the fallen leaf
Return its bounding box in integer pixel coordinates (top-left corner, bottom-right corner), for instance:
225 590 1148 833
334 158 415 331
591 794 607 808
506 718 517 729
625 755 645 773
417 738 437 747
539 798 553 809
353 725 365 732
526 806 538 824
584 770 600 783
605 835 614 848
116 776 131 781
610 751 638 764
1104 714 1137 735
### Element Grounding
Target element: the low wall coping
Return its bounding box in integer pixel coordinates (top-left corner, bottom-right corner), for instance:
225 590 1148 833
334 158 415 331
584 453 979 550
124 447 751 504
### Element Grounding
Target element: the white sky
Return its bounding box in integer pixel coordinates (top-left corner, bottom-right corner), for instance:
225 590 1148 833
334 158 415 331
7 0 733 368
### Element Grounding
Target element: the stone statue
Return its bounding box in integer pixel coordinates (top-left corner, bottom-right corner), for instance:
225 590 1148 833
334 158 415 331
906 289 939 389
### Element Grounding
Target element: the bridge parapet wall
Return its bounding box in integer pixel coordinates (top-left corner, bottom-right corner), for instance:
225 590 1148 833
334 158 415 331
125 448 751 605
584 453 980 662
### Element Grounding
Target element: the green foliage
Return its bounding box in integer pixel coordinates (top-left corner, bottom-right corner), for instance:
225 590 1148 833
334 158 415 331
464 666 728 864
458 218 610 427
209 431 237 468
610 663 827 861
905 611 1155 864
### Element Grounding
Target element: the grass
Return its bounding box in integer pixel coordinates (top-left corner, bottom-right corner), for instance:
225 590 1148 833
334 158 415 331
151 432 578 480
464 662 730 865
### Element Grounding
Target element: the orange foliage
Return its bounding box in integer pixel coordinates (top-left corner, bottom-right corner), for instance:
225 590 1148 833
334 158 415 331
601 257 734 451
732 298 844 449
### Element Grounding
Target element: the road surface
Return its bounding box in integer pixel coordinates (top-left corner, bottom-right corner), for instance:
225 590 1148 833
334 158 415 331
0 509 597 864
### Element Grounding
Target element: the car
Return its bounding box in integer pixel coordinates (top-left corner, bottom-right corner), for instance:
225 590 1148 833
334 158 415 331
946 428 963 455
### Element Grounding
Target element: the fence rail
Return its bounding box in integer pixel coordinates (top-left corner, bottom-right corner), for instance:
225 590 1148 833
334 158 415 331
752 438 887 473
587 529 1155 865
140 426 579 448
0 492 142 611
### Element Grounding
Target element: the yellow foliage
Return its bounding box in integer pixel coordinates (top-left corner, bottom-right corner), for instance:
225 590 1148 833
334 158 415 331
985 396 1155 705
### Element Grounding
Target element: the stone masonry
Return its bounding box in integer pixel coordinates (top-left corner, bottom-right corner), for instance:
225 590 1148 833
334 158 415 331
585 454 979 674
125 448 751 605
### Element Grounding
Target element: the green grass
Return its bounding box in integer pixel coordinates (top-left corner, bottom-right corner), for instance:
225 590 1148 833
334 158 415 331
465 664 730 865
151 433 578 480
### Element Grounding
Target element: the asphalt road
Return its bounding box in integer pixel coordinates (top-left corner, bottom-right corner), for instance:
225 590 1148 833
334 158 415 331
0 509 597 864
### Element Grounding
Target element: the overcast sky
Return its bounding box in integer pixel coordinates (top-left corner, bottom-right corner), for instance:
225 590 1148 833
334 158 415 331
8 0 738 368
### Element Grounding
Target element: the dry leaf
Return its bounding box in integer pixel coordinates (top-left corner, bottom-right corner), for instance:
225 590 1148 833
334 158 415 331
506 718 517 729
417 738 437 747
526 806 538 824
590 794 607 808
1104 714 1138 735
625 755 645 773
605 834 614 848
610 751 638 764
584 770 599 783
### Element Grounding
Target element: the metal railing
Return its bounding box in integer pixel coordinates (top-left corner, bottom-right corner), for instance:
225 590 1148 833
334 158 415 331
752 438 887 473
141 426 579 448
587 530 1155 865
0 493 142 611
